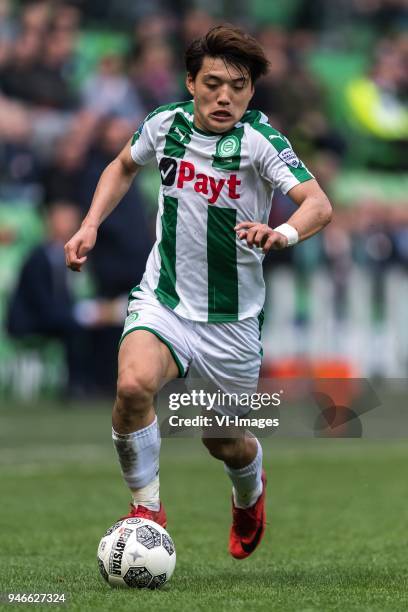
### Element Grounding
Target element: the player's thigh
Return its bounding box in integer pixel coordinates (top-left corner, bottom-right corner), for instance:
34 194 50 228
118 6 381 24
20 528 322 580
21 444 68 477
190 318 262 415
118 329 179 394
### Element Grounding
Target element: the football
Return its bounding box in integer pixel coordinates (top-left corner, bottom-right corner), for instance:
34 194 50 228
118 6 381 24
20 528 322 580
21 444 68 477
97 517 176 589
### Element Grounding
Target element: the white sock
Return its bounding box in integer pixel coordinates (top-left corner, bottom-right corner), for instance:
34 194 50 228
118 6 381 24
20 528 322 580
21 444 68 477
131 475 160 511
224 438 263 509
112 417 161 511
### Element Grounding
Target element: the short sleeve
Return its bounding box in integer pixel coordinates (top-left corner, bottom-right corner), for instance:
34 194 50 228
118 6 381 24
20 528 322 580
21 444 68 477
249 123 314 195
130 111 163 166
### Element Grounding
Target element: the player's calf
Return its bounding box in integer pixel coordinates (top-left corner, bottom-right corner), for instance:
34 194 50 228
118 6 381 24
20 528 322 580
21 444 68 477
114 373 157 433
112 330 179 519
202 434 257 467
112 374 161 513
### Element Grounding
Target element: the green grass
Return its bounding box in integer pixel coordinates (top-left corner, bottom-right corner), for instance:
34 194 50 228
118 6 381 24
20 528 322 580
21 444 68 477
0 402 407 611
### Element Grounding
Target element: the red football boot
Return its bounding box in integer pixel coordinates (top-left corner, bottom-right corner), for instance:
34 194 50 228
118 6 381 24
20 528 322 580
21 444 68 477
229 470 267 559
121 502 167 528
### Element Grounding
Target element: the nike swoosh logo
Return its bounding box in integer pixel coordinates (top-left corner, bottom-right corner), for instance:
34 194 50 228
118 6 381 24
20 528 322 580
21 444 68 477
160 166 173 179
241 522 264 555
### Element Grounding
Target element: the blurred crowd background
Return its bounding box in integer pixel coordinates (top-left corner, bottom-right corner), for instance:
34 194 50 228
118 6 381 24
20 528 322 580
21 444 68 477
0 0 407 399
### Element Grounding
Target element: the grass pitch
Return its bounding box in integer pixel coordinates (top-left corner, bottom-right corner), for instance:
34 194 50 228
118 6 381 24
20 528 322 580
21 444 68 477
0 401 407 611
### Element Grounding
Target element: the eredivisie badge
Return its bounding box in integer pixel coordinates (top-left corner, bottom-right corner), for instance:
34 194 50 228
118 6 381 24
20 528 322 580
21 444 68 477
278 147 300 168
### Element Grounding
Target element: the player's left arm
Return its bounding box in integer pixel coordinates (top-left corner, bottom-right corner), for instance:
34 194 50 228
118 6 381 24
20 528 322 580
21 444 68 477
235 179 332 253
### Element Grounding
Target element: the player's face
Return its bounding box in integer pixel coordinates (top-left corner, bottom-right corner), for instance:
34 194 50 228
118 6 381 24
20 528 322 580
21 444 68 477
186 56 254 134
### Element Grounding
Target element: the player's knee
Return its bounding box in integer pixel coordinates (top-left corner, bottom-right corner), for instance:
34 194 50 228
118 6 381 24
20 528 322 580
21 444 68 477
116 374 156 412
201 437 239 462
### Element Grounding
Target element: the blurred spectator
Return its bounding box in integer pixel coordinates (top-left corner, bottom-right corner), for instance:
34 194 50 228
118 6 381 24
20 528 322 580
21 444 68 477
294 0 408 41
129 42 183 108
351 0 408 35
251 26 346 159
51 2 82 32
81 54 144 121
0 97 41 201
78 115 152 297
0 0 17 64
20 0 50 35
133 14 177 47
6 202 94 397
0 28 77 109
0 29 43 103
41 132 88 205
250 27 290 131
76 115 153 393
181 9 216 47
345 35 408 142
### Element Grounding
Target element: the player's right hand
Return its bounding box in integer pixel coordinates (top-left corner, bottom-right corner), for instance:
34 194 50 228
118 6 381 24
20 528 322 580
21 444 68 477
64 224 98 272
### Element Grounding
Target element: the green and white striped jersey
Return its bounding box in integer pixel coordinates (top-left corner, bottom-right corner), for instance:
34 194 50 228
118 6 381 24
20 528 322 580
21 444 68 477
131 100 313 323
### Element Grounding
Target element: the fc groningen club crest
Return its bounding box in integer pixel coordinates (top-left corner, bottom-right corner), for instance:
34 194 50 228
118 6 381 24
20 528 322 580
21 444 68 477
218 135 240 157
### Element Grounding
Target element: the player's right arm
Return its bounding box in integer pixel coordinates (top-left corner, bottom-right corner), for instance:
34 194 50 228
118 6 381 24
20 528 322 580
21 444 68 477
64 138 141 272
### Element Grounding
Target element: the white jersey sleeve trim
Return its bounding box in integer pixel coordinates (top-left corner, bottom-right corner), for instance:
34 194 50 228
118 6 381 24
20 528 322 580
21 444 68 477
130 110 172 166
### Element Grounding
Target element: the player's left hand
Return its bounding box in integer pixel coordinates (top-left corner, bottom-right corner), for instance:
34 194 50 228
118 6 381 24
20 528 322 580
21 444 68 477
234 221 288 253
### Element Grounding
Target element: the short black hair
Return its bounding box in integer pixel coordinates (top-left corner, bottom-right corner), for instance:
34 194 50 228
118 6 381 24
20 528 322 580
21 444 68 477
185 24 269 84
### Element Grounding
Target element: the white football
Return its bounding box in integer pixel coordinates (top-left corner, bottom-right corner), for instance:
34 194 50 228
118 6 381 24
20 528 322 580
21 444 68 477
97 517 176 589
